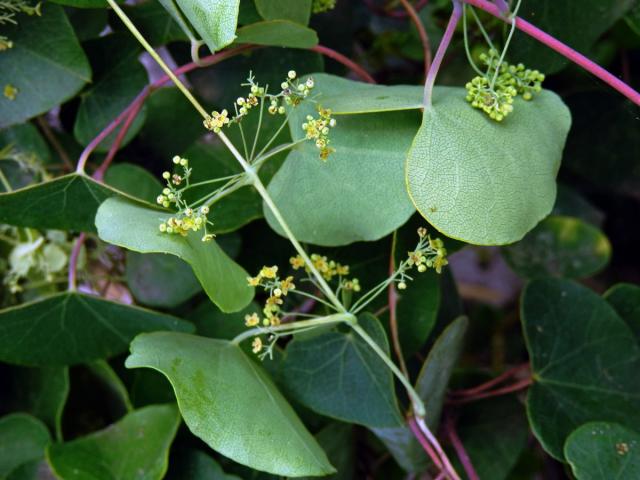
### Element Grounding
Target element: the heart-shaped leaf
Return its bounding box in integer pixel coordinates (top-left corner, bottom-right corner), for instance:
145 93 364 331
0 414 50 478
125 332 334 477
281 314 404 428
565 422 640 479
406 88 571 245
522 278 640 460
0 173 154 233
266 75 419 246
503 215 611 279
605 283 640 343
47 404 181 480
0 4 91 128
95 197 253 312
0 292 193 366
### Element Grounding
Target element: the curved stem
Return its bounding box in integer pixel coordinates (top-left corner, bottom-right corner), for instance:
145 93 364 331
399 0 432 79
311 45 376 84
424 0 462 107
462 0 640 106
408 417 445 471
449 362 530 397
444 414 479 480
415 416 461 480
387 232 410 379
448 377 532 404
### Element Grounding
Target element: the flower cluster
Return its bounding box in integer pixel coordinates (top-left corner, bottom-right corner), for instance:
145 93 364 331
246 265 296 328
290 254 350 281
395 227 449 290
156 156 215 242
302 107 337 161
312 0 336 13
466 49 545 121
202 109 230 133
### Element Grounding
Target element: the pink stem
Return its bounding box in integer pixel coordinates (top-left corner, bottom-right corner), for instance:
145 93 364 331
415 416 461 480
311 45 376 84
399 0 432 78
449 363 530 397
408 417 445 471
463 0 640 106
448 377 533 405
424 0 462 106
93 99 144 182
68 233 86 291
445 414 480 480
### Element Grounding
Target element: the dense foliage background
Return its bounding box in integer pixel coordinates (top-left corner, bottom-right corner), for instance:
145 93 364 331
1 0 639 478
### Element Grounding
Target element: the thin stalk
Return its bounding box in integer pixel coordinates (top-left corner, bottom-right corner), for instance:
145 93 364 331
387 232 410 379
445 414 479 480
399 0 432 78
470 7 496 50
201 177 250 208
180 174 243 191
415 416 461 480
424 0 462 107
36 116 73 171
408 417 445 471
349 322 426 418
237 122 250 160
489 0 521 89
0 167 12 192
255 111 294 160
232 312 355 344
106 0 208 118
311 45 376 84
249 94 266 160
463 6 485 76
291 289 338 311
462 0 640 105
253 138 306 170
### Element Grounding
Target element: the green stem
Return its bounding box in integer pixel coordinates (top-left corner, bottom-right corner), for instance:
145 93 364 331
253 138 306 170
463 6 485 76
470 5 496 50
489 0 521 89
106 0 209 119
349 322 426 418
0 166 12 192
179 174 242 192
255 111 293 160
232 312 355 344
249 94 265 161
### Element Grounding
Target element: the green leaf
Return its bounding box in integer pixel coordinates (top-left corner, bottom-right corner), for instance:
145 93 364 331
0 414 50 477
155 0 198 43
174 0 240 52
234 20 318 48
104 163 162 204
6 367 69 440
0 123 51 165
266 77 419 246
450 398 528 480
502 216 611 279
47 404 181 480
126 251 202 308
119 2 189 45
0 292 193 366
301 423 355 480
415 316 468 429
125 332 335 476
282 314 404 428
512 0 635 73
406 88 572 245
73 34 148 152
96 197 253 312
167 449 242 479
254 0 312 25
87 360 133 413
309 74 424 114
565 422 640 480
0 4 91 128
0 173 154 233
605 283 640 343
522 278 640 460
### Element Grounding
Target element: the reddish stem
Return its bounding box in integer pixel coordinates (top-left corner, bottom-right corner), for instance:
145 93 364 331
450 363 530 397
68 233 86 291
93 99 144 182
388 236 409 378
311 45 376 84
444 414 479 480
449 377 533 405
424 0 462 106
463 0 640 106
399 0 432 78
408 417 445 471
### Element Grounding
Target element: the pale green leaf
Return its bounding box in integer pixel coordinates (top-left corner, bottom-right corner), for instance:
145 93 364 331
47 404 180 480
266 75 419 246
282 314 404 428
125 332 335 476
522 278 640 460
95 197 253 312
235 20 318 48
0 414 50 477
565 422 640 480
406 88 572 245
174 0 240 52
0 292 193 366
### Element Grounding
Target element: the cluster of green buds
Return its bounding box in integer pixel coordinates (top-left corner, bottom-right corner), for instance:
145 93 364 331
156 156 215 242
312 0 336 13
395 227 449 290
466 49 545 121
302 106 337 161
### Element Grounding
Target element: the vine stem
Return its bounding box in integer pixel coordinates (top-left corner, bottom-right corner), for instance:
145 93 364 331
448 377 532 404
232 312 355 345
399 0 432 78
424 0 462 107
408 417 445 471
444 414 479 480
462 0 640 106
449 362 530 397
68 233 85 291
311 45 376 84
415 416 461 480
387 232 410 379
